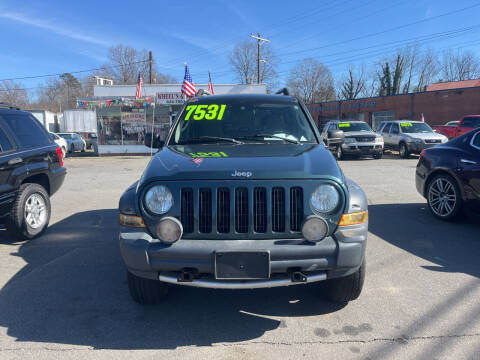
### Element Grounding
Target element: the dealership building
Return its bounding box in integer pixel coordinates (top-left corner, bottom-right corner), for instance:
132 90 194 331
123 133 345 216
307 79 480 130
79 83 266 155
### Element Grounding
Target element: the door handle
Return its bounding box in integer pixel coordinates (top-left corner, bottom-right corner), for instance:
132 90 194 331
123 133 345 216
8 157 23 165
460 159 477 165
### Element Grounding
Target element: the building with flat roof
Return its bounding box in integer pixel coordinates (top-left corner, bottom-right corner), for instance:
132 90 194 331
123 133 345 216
307 85 480 131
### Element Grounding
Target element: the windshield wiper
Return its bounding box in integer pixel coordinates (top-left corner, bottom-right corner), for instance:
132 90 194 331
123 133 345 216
236 134 300 144
178 136 244 145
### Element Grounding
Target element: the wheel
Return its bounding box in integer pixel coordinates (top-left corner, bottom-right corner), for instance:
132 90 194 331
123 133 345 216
5 183 51 240
373 152 383 159
426 174 462 220
127 270 168 304
399 143 409 158
323 260 365 302
335 145 344 160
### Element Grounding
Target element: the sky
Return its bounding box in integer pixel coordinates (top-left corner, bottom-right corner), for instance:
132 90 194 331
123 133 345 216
1 0 480 95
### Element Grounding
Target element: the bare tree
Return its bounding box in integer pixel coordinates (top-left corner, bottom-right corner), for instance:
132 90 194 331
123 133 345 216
0 80 29 108
103 45 176 84
414 49 439 91
339 65 366 100
440 49 480 82
228 40 278 89
287 58 335 103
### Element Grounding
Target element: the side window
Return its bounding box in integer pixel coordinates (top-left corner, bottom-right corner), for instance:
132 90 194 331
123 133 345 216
0 127 13 152
391 124 400 134
0 113 50 149
382 123 391 134
472 133 480 148
462 117 480 128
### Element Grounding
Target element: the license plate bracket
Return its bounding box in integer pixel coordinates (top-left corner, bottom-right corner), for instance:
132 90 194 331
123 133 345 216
215 251 270 280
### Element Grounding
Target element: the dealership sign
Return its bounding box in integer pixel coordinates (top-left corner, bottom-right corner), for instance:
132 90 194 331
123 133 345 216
157 92 185 105
121 111 145 124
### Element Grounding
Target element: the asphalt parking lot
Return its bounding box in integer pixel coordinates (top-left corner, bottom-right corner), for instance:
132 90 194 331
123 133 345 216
0 154 479 360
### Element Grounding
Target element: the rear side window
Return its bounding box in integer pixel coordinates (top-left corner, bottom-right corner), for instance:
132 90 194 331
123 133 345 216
462 117 480 128
473 133 480 148
391 124 400 134
382 123 391 134
0 127 13 152
0 113 50 148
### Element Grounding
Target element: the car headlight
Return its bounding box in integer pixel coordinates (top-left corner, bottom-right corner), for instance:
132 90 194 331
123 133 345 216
344 137 355 144
144 185 173 214
311 184 340 213
375 136 383 143
414 138 423 144
441 136 448 143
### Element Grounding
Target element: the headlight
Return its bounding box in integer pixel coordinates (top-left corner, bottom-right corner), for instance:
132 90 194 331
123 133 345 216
414 138 423 144
144 185 173 214
311 184 340 213
375 136 383 143
441 136 448 143
344 137 355 144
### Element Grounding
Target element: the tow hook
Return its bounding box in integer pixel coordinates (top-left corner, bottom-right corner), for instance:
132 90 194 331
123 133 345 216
291 271 307 283
177 269 197 283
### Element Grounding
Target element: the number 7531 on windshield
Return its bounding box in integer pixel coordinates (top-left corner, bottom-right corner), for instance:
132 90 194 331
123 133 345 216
184 104 227 120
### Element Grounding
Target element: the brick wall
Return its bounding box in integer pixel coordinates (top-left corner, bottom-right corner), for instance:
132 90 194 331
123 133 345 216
307 86 480 128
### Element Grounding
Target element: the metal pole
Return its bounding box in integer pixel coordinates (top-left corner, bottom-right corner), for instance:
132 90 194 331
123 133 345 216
149 51 153 84
250 34 269 85
150 101 155 157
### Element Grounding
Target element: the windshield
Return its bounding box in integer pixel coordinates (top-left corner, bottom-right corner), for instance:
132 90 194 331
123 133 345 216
400 122 433 133
58 133 72 139
338 122 372 132
170 99 317 145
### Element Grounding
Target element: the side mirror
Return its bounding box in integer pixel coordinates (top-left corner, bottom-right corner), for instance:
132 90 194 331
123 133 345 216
327 129 344 139
145 133 164 149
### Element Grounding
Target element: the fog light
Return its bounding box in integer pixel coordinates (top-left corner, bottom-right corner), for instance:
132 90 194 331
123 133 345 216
156 217 183 244
302 216 328 242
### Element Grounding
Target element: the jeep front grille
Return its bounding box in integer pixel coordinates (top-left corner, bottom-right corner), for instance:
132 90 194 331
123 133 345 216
180 185 304 236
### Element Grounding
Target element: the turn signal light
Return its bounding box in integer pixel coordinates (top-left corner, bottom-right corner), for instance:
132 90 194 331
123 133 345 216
119 213 146 228
339 211 368 226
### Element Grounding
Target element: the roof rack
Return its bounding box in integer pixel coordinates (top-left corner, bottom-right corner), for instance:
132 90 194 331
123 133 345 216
275 88 290 96
0 102 21 110
195 89 212 97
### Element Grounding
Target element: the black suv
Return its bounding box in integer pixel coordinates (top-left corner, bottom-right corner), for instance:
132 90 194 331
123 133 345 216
0 103 66 239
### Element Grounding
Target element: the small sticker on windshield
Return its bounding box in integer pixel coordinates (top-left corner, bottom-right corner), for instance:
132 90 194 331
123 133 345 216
401 122 413 127
339 123 350 127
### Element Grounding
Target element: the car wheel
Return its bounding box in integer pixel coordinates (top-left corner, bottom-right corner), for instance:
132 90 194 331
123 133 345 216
323 260 365 302
399 143 409 158
427 174 462 220
373 152 383 159
5 183 51 240
335 145 344 160
127 270 168 304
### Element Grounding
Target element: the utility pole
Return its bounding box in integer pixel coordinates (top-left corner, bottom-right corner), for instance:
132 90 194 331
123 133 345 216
250 33 269 84
149 51 153 84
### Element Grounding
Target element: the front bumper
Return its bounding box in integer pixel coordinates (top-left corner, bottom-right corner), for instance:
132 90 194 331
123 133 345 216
341 142 383 155
407 142 441 154
119 222 367 289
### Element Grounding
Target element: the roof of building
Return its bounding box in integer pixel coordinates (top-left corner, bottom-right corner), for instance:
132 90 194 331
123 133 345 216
426 79 480 91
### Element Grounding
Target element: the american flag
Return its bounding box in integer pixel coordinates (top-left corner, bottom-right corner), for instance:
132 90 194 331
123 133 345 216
181 63 196 97
135 73 143 99
208 70 214 95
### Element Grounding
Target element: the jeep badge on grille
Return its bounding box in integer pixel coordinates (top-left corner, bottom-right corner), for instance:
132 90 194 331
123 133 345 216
231 170 252 177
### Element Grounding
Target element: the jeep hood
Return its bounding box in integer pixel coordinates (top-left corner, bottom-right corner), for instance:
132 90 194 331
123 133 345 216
138 143 343 186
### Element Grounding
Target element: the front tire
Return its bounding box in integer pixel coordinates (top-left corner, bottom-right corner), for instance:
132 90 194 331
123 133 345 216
323 260 365 302
127 271 168 304
399 142 409 158
6 183 51 240
426 174 462 220
335 145 344 160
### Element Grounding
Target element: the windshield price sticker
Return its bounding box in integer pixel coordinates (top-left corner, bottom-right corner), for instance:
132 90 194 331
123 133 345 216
339 123 351 128
184 104 227 120
189 152 228 158
401 122 413 127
